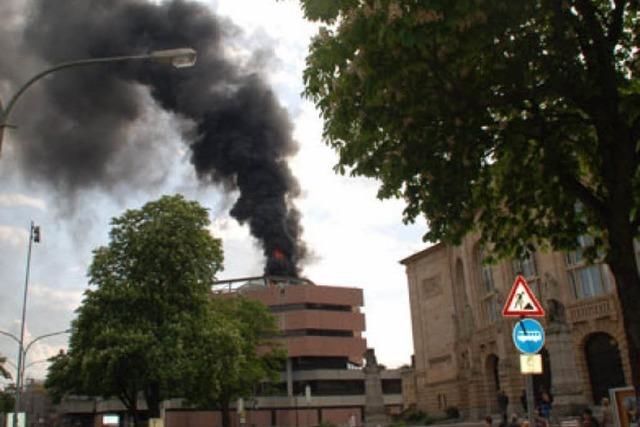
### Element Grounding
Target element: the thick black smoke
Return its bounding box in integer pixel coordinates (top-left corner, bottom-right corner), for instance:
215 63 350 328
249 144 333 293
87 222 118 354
2 0 306 276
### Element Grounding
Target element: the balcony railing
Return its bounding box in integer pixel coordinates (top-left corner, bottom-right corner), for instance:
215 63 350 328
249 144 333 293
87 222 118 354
567 294 617 323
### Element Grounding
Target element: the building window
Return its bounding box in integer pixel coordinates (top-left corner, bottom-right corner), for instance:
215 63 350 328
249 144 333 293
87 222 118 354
478 248 496 292
512 252 541 299
478 247 498 323
565 236 613 300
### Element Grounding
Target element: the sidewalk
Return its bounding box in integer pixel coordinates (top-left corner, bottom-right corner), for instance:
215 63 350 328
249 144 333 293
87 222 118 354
408 416 579 427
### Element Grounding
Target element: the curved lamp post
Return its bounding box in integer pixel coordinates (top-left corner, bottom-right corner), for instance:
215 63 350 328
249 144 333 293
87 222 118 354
0 328 71 381
0 47 197 154
1 327 71 426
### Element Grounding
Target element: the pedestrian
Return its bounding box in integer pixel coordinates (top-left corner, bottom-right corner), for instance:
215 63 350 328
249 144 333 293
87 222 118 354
601 398 614 427
534 408 549 427
508 414 520 427
539 388 552 420
485 415 493 427
498 390 510 417
582 408 600 427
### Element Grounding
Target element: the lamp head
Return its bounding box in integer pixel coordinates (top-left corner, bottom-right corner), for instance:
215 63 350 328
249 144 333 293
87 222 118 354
150 48 197 68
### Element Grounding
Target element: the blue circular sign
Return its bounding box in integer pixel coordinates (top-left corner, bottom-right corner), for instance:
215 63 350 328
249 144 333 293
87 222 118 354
512 318 545 354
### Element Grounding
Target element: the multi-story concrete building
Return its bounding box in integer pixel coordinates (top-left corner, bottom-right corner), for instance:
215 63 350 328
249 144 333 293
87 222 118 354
56 277 403 427
401 235 633 419
167 276 402 427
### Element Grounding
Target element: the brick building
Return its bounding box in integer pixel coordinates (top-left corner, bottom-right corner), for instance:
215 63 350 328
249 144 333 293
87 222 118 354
401 235 634 419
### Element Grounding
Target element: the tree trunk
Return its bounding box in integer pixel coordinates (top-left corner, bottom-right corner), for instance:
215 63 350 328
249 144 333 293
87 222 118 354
131 400 140 427
221 397 232 427
119 391 140 427
605 232 640 419
145 383 162 420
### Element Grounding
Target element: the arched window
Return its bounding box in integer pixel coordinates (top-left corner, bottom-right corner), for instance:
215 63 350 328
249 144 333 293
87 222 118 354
478 247 495 292
512 252 541 298
584 333 626 403
477 247 498 323
454 259 468 314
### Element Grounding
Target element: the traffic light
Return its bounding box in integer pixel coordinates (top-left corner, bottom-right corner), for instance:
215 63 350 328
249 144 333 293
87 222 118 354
32 226 40 243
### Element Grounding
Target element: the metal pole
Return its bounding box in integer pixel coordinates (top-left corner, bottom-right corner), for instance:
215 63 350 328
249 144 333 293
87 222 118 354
526 374 535 426
0 47 196 156
14 221 34 427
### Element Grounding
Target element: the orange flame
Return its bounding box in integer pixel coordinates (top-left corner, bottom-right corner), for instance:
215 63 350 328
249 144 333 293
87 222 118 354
273 248 285 261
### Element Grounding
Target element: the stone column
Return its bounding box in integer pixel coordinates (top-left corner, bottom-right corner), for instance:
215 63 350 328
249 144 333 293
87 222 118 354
363 349 389 427
286 358 293 397
545 303 588 416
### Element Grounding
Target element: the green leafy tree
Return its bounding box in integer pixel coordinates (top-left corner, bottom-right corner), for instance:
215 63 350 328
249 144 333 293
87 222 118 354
0 355 11 380
185 296 285 427
0 387 15 413
0 356 14 414
45 194 224 424
296 0 640 396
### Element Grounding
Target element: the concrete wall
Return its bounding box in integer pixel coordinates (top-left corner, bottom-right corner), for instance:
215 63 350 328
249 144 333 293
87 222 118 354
243 284 363 309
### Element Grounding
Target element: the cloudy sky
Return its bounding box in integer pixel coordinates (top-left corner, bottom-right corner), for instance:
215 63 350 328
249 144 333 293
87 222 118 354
0 0 427 385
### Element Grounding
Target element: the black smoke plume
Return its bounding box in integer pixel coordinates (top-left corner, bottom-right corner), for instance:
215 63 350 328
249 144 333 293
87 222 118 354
1 0 306 276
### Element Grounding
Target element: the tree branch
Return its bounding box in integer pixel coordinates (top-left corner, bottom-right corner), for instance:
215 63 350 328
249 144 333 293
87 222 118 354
543 5 594 113
118 391 134 413
574 0 608 46
573 0 619 99
607 0 627 45
632 117 640 144
529 101 610 224
557 171 609 222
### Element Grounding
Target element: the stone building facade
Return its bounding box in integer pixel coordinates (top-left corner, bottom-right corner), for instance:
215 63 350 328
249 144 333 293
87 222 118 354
401 235 635 419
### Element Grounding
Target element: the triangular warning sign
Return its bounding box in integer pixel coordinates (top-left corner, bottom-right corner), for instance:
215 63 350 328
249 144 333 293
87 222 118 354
502 275 545 317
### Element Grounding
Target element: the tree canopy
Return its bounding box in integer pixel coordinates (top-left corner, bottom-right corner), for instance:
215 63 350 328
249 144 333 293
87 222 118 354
0 355 11 380
0 387 14 413
185 296 285 427
46 194 224 423
296 0 640 393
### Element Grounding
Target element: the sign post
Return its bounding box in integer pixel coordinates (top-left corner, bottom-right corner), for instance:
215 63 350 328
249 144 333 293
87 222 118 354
526 375 535 426
503 275 546 427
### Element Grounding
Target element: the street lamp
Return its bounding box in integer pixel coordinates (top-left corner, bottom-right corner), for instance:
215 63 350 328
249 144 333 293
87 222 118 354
0 47 197 154
0 326 71 426
0 329 70 381
21 330 72 380
14 221 40 427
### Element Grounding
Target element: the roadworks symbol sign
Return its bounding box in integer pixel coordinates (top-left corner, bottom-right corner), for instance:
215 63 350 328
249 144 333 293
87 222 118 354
502 275 545 317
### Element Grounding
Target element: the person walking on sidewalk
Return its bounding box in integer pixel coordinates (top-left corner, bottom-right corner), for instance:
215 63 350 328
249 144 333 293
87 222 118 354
539 388 553 421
